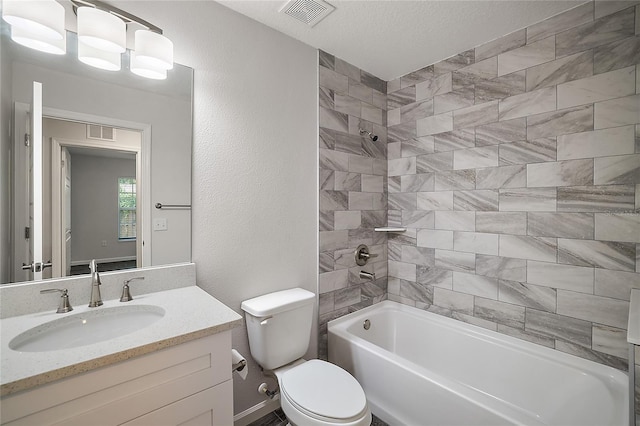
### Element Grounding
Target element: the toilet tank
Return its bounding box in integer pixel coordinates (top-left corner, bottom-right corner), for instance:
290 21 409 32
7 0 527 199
241 288 315 371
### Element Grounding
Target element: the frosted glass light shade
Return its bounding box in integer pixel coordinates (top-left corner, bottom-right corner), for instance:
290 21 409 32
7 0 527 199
130 51 166 80
77 7 126 53
134 30 173 70
2 0 65 40
78 40 120 71
11 26 66 54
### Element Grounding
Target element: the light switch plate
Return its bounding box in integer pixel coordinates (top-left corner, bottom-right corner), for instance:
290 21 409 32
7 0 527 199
153 218 168 231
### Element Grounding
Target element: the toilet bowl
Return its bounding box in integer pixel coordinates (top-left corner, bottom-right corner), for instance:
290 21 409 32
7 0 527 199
240 288 371 426
274 359 371 426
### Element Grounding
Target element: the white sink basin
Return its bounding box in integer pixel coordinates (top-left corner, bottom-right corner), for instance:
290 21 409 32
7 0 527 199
9 305 165 352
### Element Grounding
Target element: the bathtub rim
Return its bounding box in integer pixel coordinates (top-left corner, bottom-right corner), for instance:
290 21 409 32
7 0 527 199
328 300 627 384
328 300 628 425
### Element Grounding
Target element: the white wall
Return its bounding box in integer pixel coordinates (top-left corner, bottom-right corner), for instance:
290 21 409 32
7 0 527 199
70 154 136 263
112 0 319 414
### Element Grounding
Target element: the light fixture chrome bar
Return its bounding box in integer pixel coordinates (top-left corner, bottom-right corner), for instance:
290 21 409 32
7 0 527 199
69 0 163 34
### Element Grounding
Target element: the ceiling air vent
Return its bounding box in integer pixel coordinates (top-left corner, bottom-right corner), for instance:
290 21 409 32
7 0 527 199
279 0 335 27
87 124 116 141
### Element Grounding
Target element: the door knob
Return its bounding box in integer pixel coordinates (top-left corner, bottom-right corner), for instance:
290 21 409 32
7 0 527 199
22 261 53 272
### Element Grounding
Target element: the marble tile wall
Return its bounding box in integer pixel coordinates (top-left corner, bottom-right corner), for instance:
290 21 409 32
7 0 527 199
318 0 640 417
383 0 640 418
318 51 388 359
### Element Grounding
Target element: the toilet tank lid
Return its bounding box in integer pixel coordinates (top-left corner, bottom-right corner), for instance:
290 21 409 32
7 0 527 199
241 288 315 317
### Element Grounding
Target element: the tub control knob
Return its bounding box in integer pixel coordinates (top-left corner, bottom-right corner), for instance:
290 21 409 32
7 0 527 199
355 244 378 266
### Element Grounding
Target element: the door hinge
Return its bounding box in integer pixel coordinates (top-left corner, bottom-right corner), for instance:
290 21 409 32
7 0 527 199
25 227 30 239
24 133 30 147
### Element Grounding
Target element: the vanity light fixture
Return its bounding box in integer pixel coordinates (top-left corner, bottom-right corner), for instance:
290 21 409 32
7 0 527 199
78 39 121 71
2 0 65 40
2 0 65 53
10 25 66 54
77 6 126 53
134 29 173 70
130 52 166 80
72 0 174 78
1 0 175 79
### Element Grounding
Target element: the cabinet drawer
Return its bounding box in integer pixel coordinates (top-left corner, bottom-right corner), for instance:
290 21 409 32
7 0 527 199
122 380 233 426
2 332 231 425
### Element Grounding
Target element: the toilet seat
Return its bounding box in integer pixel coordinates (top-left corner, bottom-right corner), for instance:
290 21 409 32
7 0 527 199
280 360 368 423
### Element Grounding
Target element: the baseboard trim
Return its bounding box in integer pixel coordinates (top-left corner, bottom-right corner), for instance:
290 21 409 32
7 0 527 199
233 396 281 426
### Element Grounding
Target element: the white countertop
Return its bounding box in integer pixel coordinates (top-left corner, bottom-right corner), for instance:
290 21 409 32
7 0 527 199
1 286 242 396
628 288 640 345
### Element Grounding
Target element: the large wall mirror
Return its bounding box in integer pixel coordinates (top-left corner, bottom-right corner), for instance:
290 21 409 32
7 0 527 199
1 23 193 285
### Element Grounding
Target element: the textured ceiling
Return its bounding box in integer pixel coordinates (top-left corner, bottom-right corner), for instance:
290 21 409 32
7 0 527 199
216 0 587 81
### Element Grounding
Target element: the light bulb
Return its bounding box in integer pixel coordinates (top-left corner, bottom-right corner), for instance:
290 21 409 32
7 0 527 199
130 51 167 80
77 7 126 53
78 39 121 71
2 0 65 40
134 30 173 70
11 26 66 54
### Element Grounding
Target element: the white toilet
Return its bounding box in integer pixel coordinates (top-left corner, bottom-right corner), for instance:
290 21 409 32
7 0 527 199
241 288 371 426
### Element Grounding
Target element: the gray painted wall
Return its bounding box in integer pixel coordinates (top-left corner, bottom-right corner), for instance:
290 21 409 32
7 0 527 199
70 154 136 263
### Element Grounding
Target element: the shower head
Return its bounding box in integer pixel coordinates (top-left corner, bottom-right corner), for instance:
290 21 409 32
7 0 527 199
359 128 378 142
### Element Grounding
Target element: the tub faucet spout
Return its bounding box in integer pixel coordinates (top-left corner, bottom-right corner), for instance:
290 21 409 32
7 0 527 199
359 271 376 282
88 259 103 307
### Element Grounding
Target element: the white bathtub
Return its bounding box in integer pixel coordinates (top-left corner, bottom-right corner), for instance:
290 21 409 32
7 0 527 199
328 301 628 426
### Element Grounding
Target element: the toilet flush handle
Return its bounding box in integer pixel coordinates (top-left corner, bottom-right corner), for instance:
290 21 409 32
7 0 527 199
259 316 272 326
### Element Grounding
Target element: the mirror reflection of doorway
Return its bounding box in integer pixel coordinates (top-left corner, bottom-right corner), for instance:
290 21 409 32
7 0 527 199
46 117 142 277
12 102 149 283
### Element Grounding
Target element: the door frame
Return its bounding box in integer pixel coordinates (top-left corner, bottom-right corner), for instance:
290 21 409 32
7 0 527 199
51 136 142 277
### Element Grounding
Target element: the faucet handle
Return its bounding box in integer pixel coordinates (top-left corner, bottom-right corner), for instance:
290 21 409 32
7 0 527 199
120 277 145 302
355 244 378 266
40 288 73 313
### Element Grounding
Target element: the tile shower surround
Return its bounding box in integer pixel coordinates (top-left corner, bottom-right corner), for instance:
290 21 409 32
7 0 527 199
318 50 389 357
319 0 640 418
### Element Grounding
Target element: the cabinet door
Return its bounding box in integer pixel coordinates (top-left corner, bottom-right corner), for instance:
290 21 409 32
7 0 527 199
122 380 233 426
1 332 232 425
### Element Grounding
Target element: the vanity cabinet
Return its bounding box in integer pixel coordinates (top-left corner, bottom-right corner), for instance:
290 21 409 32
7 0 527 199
1 332 233 425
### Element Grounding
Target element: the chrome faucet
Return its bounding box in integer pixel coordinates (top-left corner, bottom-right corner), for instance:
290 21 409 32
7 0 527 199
120 277 144 302
88 259 103 307
40 288 73 313
359 271 376 282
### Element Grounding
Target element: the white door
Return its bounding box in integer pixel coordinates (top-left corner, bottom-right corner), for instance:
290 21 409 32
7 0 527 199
12 103 31 282
62 147 72 276
28 82 44 281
